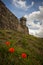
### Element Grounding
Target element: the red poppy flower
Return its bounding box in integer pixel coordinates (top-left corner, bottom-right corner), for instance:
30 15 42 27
21 53 27 58
5 41 10 46
9 48 15 53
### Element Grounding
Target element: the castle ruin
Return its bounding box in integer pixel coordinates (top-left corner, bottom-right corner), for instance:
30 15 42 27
0 0 29 34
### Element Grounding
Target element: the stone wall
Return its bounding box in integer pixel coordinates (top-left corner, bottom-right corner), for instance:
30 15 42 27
0 0 19 30
0 0 29 34
17 24 29 34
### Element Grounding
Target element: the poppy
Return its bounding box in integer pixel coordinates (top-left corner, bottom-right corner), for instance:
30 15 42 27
21 53 27 58
5 41 10 46
9 48 15 53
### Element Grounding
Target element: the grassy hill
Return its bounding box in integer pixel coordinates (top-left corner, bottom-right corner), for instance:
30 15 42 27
0 30 43 65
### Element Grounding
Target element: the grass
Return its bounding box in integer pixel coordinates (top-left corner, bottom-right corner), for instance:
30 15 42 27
0 30 43 65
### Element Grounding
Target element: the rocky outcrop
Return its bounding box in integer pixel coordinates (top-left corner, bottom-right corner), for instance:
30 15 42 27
0 0 29 34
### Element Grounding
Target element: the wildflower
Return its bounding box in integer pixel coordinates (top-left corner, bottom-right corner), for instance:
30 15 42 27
5 41 10 46
9 48 15 53
21 53 27 58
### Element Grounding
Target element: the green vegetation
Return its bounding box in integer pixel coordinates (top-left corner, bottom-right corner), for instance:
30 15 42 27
0 30 43 65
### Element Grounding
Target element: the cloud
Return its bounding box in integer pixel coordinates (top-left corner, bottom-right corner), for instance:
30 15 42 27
35 21 43 38
12 0 34 10
24 6 43 38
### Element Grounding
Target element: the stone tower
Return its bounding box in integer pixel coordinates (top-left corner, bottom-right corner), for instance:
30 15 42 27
17 17 29 34
20 17 26 26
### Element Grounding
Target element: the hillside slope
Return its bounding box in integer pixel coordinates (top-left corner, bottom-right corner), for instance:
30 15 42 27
0 30 43 65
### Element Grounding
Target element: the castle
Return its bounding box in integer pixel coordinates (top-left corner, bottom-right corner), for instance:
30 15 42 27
0 0 29 34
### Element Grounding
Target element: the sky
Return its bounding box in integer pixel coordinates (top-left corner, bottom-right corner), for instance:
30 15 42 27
1 0 43 38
